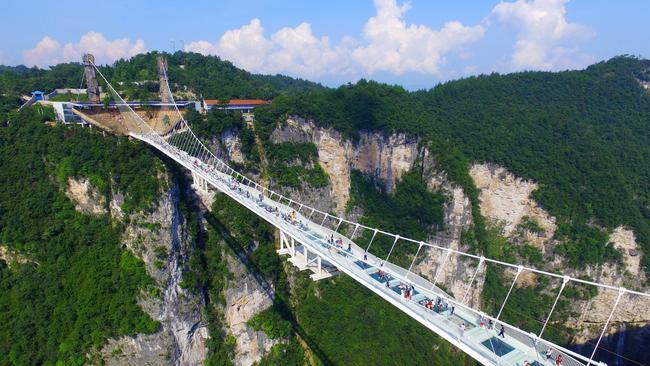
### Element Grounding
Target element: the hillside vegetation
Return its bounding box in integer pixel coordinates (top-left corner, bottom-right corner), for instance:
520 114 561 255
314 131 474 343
255 56 650 274
2 53 649 365
0 107 161 365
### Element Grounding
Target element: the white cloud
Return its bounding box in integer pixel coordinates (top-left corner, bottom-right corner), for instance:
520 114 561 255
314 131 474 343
491 0 595 70
186 18 351 78
352 0 485 75
22 32 146 67
23 36 61 67
185 0 484 78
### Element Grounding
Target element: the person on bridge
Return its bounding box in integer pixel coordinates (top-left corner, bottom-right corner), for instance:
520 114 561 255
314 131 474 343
545 347 553 360
498 324 505 338
555 354 562 366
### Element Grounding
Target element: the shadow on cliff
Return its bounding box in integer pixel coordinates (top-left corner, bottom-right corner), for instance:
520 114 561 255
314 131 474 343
204 210 336 365
155 149 336 365
568 323 650 366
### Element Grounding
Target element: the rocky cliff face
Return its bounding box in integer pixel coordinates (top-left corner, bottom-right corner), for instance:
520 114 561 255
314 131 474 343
65 175 209 365
467 163 650 346
222 253 279 366
65 177 107 216
271 117 419 213
193 186 279 366
412 152 482 307
270 117 482 306
103 181 208 366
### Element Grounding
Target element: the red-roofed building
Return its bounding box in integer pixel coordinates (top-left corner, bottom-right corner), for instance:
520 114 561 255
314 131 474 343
203 99 270 113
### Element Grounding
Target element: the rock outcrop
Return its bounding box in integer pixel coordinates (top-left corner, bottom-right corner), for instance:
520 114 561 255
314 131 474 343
469 163 557 244
271 117 419 213
87 178 209 366
0 245 32 267
222 253 279 366
65 177 107 215
222 128 245 164
468 163 650 346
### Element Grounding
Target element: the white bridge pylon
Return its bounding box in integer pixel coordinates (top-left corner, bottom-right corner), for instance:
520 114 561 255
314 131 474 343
279 231 339 280
90 60 650 366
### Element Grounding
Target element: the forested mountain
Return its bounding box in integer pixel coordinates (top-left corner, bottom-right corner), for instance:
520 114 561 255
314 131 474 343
1 54 649 365
0 51 323 101
255 56 650 274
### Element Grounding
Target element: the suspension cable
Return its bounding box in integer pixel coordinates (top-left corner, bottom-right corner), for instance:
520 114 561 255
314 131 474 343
384 235 400 264
461 256 484 305
432 249 451 288
496 266 523 320
589 288 626 364
538 276 569 340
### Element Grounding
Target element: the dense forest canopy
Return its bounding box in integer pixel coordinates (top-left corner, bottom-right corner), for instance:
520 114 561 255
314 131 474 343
0 51 324 102
254 56 650 273
0 108 161 365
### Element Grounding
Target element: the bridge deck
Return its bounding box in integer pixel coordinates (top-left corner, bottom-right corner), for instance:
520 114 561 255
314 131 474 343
142 134 590 366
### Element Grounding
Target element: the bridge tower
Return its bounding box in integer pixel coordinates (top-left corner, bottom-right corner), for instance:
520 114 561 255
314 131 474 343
157 55 173 104
82 54 100 103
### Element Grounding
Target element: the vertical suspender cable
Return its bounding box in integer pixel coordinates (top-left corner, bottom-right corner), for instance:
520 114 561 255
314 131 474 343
384 235 400 264
538 276 569 340
496 266 523 320
406 243 423 280
432 249 451 288
588 288 625 365
366 229 378 253
461 257 484 305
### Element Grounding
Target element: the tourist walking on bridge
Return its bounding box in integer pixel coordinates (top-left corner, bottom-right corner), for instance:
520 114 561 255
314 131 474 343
498 324 505 338
545 347 553 360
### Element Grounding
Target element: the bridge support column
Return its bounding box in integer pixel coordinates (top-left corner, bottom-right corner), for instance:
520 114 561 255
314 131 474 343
191 172 208 192
279 231 295 257
317 256 322 275
278 230 337 281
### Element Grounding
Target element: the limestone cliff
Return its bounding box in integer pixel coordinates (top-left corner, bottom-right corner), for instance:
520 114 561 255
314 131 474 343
270 116 482 306
271 117 419 213
195 155 282 366
468 162 650 347
64 173 209 366
222 253 279 366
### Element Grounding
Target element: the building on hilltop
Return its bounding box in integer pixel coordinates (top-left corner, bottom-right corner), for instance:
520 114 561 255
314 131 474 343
203 99 270 113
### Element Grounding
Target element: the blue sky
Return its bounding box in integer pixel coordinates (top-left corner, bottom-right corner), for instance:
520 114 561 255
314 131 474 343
1 0 648 88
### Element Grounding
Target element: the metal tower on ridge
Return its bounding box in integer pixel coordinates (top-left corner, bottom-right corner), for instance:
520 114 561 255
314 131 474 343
157 55 173 104
82 54 100 103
